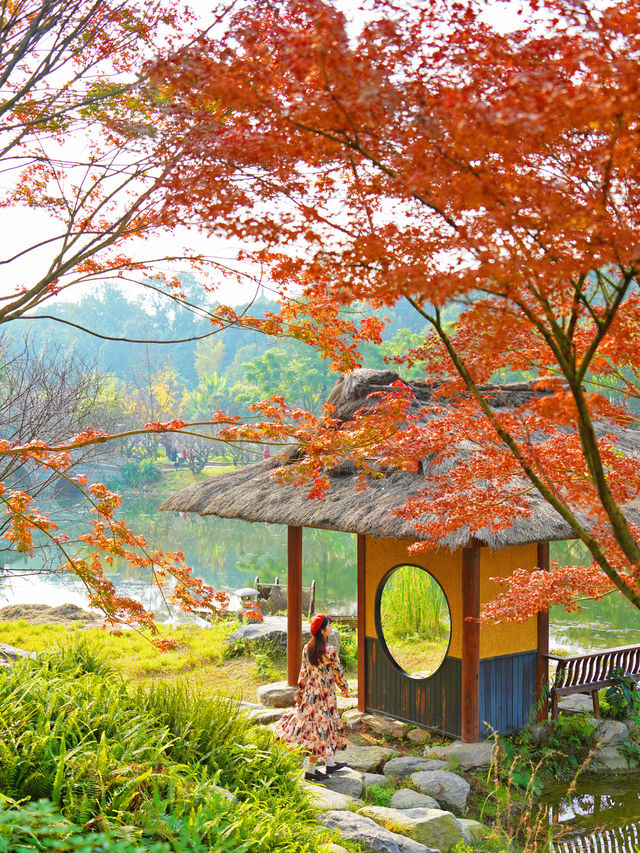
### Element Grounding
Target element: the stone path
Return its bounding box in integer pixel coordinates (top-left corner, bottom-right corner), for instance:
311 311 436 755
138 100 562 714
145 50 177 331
239 686 493 853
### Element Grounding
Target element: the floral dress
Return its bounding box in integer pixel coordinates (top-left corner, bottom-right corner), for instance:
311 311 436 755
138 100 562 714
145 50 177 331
274 642 349 759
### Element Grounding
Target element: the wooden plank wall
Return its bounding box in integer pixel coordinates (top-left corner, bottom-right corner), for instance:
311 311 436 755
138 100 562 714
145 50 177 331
365 637 463 738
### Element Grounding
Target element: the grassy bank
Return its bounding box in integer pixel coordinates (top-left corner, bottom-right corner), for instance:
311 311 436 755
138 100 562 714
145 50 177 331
0 642 348 853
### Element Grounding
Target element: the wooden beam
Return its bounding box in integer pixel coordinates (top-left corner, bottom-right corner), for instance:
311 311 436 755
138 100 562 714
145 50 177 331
536 541 550 722
287 525 303 687
357 533 366 712
461 546 480 743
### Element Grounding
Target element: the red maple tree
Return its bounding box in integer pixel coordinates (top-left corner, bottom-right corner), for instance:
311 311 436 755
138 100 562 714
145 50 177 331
151 0 640 618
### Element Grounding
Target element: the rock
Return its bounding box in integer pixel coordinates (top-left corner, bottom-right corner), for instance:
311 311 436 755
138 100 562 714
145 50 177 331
320 810 438 853
302 782 354 810
343 709 366 729
246 707 286 725
390 790 439 810
256 681 297 708
362 714 407 739
362 773 392 792
407 728 429 746
459 818 487 843
323 768 364 799
558 694 595 715
227 616 341 652
594 718 629 747
323 845 349 853
425 741 496 772
337 695 359 711
585 745 631 773
0 642 36 663
383 757 449 779
334 744 399 773
358 806 464 850
409 770 470 816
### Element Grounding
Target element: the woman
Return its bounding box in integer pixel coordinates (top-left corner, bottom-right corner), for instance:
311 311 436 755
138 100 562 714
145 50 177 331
274 613 350 780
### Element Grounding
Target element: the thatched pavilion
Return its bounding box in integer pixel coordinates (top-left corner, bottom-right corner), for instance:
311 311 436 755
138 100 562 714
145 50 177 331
161 369 636 741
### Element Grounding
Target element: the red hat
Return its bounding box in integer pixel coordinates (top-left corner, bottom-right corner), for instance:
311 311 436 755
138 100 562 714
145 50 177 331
310 613 328 635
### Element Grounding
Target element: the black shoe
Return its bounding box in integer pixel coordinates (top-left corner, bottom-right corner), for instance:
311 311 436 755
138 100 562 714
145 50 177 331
304 769 329 781
325 762 348 773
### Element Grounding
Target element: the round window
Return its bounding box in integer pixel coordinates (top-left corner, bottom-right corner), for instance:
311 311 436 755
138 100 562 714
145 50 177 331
377 565 451 678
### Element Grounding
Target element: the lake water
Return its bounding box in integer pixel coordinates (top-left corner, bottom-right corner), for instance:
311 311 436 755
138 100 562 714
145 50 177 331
2 495 639 654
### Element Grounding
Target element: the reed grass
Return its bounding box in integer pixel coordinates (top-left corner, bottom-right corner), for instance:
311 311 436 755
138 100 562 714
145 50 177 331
380 565 450 642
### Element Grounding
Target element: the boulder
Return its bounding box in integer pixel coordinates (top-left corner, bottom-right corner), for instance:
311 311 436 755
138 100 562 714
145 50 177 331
459 818 488 843
362 714 407 739
256 681 297 708
0 642 36 663
323 768 364 799
320 810 438 853
558 694 594 715
407 728 429 746
343 709 366 729
383 757 449 779
390 790 439 810
334 744 399 773
302 782 354 811
358 806 464 850
594 718 629 747
361 772 392 791
409 770 470 816
228 616 341 652
323 845 349 853
425 740 496 772
585 744 631 773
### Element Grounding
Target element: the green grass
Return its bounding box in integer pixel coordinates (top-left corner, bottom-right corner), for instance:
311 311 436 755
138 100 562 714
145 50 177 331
0 641 350 852
0 620 287 700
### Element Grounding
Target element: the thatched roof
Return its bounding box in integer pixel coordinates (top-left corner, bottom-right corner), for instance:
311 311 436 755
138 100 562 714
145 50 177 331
160 369 640 549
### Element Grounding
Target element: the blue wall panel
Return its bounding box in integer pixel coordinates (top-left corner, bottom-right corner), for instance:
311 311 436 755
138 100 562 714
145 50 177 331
479 651 538 737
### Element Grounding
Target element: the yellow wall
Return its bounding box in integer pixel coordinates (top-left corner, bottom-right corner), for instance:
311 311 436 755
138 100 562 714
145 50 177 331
479 543 538 659
364 537 464 657
364 536 538 661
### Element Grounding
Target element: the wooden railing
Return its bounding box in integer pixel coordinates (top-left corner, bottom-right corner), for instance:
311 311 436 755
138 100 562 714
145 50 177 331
544 644 640 718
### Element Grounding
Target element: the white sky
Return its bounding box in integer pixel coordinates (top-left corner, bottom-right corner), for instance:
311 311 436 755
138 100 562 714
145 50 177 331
0 0 529 311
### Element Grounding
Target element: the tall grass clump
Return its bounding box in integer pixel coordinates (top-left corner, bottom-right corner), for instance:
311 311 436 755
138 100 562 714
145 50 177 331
380 565 450 641
0 640 337 852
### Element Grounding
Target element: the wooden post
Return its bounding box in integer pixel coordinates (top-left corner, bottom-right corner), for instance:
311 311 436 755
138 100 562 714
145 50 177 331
357 533 366 712
462 546 480 743
536 541 550 721
287 525 303 687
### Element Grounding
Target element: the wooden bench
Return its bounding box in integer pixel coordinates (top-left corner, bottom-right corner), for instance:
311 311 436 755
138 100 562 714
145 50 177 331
253 576 316 617
545 644 640 719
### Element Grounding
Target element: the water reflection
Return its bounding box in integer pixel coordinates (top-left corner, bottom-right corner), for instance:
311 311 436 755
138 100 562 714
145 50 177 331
0 494 357 622
546 774 640 852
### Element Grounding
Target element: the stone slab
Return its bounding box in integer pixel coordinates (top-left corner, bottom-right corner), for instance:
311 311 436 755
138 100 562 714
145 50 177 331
322 768 364 799
409 770 470 815
390 790 439 810
363 714 407 739
343 709 366 729
358 806 464 850
334 744 399 773
383 757 449 779
425 741 496 771
302 782 354 811
320 810 438 853
362 772 392 791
